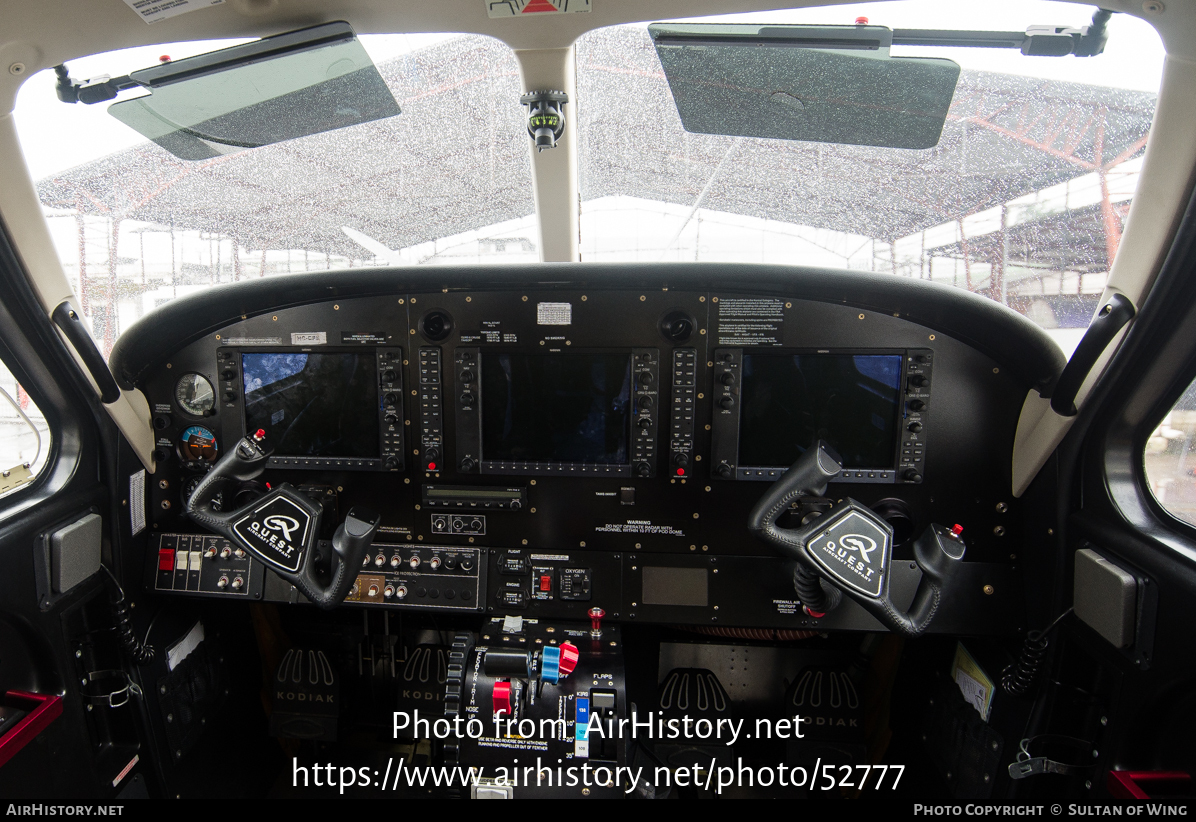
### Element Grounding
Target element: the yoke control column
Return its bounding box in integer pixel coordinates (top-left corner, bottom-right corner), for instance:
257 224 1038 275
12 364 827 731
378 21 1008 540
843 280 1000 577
748 440 966 636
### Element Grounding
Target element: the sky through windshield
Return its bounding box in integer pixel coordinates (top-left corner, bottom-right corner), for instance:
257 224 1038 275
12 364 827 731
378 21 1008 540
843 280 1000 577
10 1 1165 358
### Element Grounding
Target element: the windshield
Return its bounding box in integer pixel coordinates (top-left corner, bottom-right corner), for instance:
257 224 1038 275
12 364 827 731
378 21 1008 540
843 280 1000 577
12 1 1165 358
15 33 537 356
577 1 1163 356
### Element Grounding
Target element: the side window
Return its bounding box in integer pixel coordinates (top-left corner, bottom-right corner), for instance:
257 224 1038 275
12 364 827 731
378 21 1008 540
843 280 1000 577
1145 376 1196 526
0 358 50 497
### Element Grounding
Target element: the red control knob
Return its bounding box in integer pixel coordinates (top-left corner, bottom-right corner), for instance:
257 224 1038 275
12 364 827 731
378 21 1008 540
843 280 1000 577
253 429 265 441
557 642 579 677
493 680 512 716
588 606 605 639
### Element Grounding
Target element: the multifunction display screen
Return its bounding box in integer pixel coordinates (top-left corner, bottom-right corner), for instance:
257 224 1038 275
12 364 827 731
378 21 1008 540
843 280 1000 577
481 353 632 464
241 352 379 458
738 353 903 469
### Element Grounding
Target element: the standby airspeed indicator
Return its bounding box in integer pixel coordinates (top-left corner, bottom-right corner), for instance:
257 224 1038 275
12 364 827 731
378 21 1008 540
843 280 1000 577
175 373 215 417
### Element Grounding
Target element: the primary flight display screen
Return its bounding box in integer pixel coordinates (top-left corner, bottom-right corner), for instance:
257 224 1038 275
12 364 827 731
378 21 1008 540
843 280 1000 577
481 353 632 464
241 352 379 458
738 353 903 469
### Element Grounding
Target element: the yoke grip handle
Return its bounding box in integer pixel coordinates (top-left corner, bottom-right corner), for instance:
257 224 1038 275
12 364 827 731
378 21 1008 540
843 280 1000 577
747 440 842 552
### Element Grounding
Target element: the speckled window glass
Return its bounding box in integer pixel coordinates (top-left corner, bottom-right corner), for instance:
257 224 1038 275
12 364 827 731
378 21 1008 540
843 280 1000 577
576 3 1163 356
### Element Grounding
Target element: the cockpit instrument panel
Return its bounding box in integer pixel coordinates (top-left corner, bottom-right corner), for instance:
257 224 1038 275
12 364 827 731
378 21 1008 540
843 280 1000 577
124 270 1056 636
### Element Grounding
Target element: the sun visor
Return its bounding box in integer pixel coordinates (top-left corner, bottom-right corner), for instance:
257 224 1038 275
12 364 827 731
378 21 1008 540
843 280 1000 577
108 22 401 161
649 23 960 150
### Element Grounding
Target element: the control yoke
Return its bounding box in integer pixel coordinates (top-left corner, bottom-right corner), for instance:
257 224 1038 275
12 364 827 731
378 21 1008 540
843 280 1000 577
747 441 966 636
186 431 380 609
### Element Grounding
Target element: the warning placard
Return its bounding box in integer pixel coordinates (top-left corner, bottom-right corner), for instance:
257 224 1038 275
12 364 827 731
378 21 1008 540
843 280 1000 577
487 0 591 17
122 0 223 25
716 298 785 347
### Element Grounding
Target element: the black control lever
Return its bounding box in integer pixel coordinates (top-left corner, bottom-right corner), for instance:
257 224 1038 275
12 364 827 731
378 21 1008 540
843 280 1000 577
748 441 966 637
186 430 380 609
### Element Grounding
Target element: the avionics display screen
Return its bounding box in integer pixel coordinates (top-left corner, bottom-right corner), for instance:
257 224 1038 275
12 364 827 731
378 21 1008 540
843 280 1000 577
739 353 903 469
481 353 631 464
241 352 378 458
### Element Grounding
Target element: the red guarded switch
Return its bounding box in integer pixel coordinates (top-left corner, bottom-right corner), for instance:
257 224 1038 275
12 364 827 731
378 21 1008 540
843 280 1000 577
539 574 552 592
557 642 579 677
493 680 512 716
158 549 174 571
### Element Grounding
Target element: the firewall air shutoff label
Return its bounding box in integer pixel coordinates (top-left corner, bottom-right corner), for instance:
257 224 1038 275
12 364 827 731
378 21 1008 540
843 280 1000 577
122 0 224 25
487 0 591 17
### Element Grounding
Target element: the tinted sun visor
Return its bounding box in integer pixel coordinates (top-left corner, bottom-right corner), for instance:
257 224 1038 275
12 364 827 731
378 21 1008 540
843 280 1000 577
649 23 960 150
109 22 401 161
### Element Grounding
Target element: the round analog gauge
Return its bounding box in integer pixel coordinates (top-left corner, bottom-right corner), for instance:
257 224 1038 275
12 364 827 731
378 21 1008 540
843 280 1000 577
175 373 215 417
179 426 218 463
182 476 222 511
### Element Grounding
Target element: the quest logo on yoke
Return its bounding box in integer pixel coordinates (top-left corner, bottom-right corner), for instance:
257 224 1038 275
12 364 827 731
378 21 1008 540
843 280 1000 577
232 495 313 573
808 511 890 599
